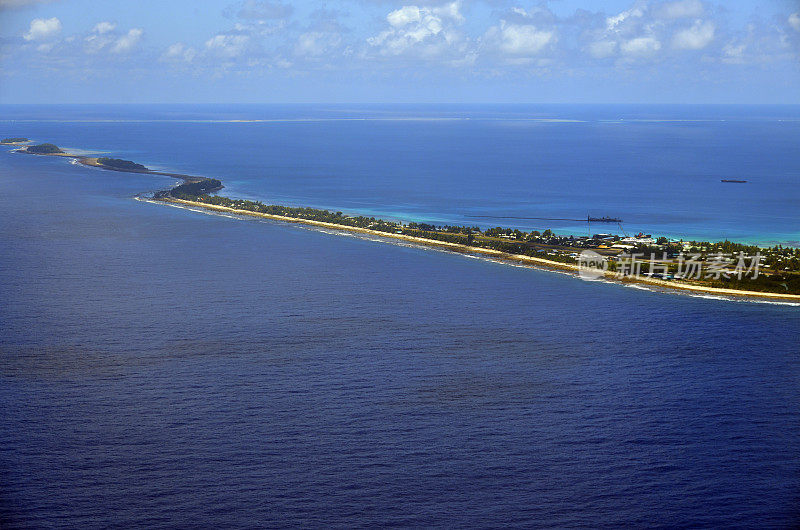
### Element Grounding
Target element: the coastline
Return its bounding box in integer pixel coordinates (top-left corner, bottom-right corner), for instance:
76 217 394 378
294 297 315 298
8 143 800 303
13 147 214 185
160 196 800 303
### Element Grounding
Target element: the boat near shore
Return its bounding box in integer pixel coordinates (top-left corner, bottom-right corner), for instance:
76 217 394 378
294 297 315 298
8 142 800 302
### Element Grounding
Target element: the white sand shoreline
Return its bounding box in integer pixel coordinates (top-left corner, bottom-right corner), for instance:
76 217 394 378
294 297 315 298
157 197 800 303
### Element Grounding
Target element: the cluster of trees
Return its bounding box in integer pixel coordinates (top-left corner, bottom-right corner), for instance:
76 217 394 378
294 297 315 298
402 225 562 243
761 246 800 272
97 157 147 171
406 222 481 235
25 143 62 154
168 179 223 199
1 137 28 144
182 193 405 233
707 273 800 294
668 240 798 273
483 227 558 240
467 238 577 263
442 225 481 234
406 222 437 232
405 222 480 235
631 242 682 256
401 228 470 245
682 239 763 255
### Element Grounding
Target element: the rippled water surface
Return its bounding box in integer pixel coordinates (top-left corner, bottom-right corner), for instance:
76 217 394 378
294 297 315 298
1 106 799 528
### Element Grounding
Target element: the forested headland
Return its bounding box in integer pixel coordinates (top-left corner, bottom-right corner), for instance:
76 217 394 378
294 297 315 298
25 143 63 154
97 157 148 171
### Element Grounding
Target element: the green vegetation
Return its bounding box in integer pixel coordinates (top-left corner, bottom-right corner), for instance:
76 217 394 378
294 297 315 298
97 157 147 171
26 143 63 154
1 137 28 144
707 273 800 295
167 179 223 199
185 193 402 232
173 193 583 265
680 239 764 255
164 188 800 296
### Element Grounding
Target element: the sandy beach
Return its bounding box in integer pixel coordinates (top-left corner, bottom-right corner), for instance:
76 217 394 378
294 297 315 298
161 197 800 303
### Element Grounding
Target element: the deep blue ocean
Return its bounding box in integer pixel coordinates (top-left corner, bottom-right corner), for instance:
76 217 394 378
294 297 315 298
1 105 799 528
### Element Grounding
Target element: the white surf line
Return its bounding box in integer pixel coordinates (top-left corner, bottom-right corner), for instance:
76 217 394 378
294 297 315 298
138 196 800 307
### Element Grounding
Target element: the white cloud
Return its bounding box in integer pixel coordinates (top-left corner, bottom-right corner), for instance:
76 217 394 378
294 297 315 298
789 13 800 32
86 22 113 53
85 33 111 53
657 0 704 20
587 5 647 60
433 1 463 24
8 0 797 85
162 42 196 62
722 42 745 63
368 2 465 57
111 28 143 53
496 22 554 56
23 17 61 41
205 33 250 58
85 24 143 54
620 36 661 56
93 21 116 35
672 20 714 50
387 6 421 28
606 6 644 32
589 2 716 60
713 18 794 65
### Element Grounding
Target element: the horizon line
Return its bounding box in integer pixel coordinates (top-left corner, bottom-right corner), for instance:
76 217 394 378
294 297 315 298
2 101 800 106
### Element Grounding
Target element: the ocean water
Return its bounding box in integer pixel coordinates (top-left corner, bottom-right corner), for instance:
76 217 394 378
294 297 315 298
1 105 799 528
1 104 799 245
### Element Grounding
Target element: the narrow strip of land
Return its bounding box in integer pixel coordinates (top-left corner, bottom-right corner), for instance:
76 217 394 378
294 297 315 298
8 141 800 302
12 141 217 186
159 196 800 302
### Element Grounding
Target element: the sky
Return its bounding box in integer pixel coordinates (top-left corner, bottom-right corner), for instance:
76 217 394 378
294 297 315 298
0 0 799 104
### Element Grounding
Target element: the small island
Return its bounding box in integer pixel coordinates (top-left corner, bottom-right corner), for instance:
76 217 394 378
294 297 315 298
162 179 224 199
1 137 29 144
25 143 64 154
96 157 148 171
14 141 220 190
